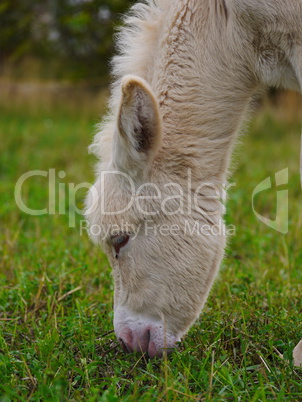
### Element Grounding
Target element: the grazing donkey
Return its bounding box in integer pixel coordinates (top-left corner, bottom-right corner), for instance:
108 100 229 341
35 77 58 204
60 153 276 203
85 0 302 358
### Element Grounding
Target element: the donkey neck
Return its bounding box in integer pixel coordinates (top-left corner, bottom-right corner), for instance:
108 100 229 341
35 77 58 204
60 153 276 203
150 0 257 183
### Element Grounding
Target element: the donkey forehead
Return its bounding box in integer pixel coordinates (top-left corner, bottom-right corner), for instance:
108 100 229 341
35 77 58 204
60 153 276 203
98 210 143 231
97 169 165 205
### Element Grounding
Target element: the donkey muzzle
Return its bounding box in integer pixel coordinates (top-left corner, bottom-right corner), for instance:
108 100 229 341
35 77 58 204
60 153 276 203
114 307 180 358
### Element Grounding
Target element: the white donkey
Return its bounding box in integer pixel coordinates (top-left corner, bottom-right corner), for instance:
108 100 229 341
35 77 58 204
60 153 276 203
85 0 302 359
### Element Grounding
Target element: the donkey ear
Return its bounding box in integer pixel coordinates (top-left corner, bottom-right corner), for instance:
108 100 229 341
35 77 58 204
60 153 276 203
114 75 162 175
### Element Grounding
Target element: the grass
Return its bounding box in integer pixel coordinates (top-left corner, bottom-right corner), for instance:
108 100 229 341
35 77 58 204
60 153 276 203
0 93 302 401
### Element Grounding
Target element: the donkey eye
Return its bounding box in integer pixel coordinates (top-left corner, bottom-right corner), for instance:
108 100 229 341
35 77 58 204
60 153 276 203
111 233 130 258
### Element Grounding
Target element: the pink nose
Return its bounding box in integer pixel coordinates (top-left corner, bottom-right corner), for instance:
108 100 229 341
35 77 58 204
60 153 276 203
118 327 177 358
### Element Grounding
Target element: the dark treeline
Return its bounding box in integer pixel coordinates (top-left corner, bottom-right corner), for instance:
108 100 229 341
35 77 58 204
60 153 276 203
0 0 132 81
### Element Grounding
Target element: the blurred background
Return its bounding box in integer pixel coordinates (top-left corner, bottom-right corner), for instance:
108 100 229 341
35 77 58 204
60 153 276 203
1 0 130 80
0 0 132 115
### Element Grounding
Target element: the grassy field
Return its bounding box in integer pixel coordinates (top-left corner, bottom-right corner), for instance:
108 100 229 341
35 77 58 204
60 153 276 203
0 93 301 401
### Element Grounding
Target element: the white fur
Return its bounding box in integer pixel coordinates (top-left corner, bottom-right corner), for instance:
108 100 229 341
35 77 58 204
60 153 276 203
293 340 302 367
85 0 302 356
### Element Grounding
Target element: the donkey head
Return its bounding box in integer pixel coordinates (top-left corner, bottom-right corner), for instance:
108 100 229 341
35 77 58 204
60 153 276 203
85 75 225 357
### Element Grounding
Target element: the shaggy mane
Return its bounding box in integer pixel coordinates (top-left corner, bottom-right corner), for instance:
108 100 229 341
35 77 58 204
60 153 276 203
89 0 169 162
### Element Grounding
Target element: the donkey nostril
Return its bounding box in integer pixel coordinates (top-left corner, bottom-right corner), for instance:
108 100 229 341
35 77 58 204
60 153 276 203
119 337 131 353
118 328 134 353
